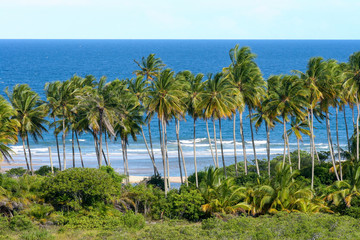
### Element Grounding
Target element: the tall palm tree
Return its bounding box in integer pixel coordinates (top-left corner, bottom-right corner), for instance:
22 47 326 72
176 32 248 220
344 51 360 163
287 116 310 170
127 75 158 174
266 75 308 173
147 69 186 195
0 96 19 168
134 53 165 166
181 70 204 188
76 76 116 167
225 45 263 175
6 84 48 174
200 73 237 178
294 57 326 189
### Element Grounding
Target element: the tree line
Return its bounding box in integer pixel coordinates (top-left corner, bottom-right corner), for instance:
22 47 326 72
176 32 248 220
0 45 360 196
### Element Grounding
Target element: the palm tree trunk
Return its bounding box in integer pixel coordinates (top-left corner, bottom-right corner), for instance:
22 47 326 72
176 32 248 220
105 132 110 166
326 112 340 181
352 106 355 128
233 114 238 177
53 117 61 171
175 119 183 184
249 107 260 176
193 118 198 187
121 139 128 184
219 118 227 178
177 119 188 186
266 123 270 177
141 125 158 175
206 118 216 166
283 118 287 164
62 118 66 170
21 137 30 171
160 117 168 197
93 133 100 166
75 131 84 168
72 130 75 168
286 129 292 173
336 107 343 180
125 141 129 181
102 149 109 166
165 122 170 189
297 138 301 170
98 111 103 167
55 134 61 171
148 122 155 161
357 97 360 162
310 108 315 190
239 111 247 175
26 135 34 175
213 118 219 168
344 107 351 153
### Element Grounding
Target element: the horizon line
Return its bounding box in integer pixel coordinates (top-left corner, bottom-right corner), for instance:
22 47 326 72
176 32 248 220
1 38 360 41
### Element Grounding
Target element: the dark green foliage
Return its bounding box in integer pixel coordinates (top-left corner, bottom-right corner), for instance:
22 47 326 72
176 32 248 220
146 173 165 190
34 165 59 176
6 167 27 177
300 163 337 186
42 168 118 210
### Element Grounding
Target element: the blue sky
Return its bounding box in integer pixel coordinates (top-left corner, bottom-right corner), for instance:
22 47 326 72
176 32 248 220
0 0 359 39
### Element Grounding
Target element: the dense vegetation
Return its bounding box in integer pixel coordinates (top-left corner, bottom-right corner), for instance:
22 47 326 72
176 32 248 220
1 45 360 238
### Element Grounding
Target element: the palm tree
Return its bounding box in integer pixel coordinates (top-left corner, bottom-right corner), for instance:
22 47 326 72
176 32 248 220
266 75 308 173
200 73 237 178
0 96 19 168
127 76 158 174
181 70 204 188
287 116 310 170
134 53 165 166
147 69 186 195
6 84 48 174
76 76 116 167
344 51 360 163
294 57 327 189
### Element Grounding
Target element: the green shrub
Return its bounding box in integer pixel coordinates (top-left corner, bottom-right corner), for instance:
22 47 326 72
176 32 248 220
99 166 125 183
9 215 34 231
146 173 165 190
0 217 9 232
121 211 145 229
20 229 54 240
35 166 59 176
6 167 27 177
42 168 118 210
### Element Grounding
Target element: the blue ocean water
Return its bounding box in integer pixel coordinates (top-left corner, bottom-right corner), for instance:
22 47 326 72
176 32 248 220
1 40 360 176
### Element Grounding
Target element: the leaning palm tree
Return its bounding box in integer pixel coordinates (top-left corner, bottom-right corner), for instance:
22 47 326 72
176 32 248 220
294 57 326 189
0 96 19 168
266 75 308 173
6 84 48 174
147 69 186 196
344 51 360 163
199 73 237 178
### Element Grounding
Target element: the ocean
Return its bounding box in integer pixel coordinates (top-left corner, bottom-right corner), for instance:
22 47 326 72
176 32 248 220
1 39 360 176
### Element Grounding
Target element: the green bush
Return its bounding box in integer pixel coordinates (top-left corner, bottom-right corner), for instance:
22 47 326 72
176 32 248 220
35 166 59 176
9 215 34 231
99 166 125 183
42 168 119 210
146 173 165 190
6 167 27 177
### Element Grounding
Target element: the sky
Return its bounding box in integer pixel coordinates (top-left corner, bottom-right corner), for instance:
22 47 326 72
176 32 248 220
0 0 359 39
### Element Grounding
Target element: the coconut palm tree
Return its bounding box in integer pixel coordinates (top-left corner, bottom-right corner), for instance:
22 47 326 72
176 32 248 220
344 51 360 163
147 69 186 195
181 70 204 188
0 96 19 168
200 73 237 178
287 116 310 170
294 57 327 189
266 75 308 173
127 75 158 175
6 84 48 174
225 45 264 175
